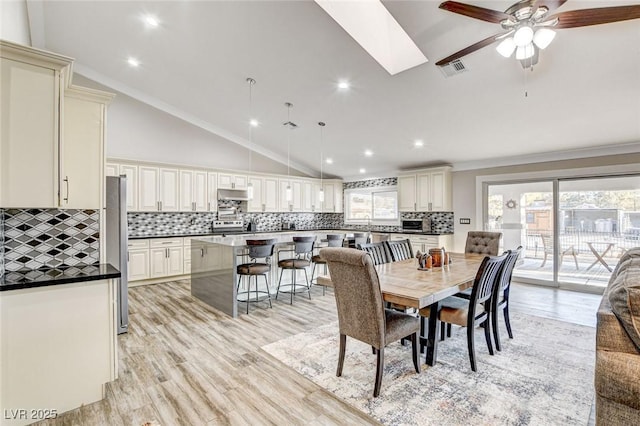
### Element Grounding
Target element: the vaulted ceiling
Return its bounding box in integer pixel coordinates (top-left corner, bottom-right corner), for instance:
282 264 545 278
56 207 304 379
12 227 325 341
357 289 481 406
29 1 640 179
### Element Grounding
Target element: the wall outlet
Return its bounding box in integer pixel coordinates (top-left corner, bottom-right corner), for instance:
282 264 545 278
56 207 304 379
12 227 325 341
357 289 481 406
459 218 471 225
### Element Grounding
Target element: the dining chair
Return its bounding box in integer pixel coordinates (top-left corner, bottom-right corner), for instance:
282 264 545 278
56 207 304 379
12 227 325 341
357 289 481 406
310 233 345 295
385 239 414 262
419 253 507 372
357 241 391 265
464 231 502 255
276 236 316 304
320 247 421 397
491 246 522 351
236 239 276 314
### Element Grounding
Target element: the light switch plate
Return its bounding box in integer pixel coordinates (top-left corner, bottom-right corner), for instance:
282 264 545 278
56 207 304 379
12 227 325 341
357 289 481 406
459 218 471 225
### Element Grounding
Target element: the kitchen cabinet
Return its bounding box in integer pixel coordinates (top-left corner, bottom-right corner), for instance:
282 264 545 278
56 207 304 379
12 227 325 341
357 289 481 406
322 181 343 213
105 163 119 177
0 41 113 208
218 172 247 189
106 163 138 211
311 182 322 212
279 179 303 212
247 175 279 212
207 172 218 212
390 233 454 254
180 169 208 212
302 180 313 212
247 175 263 212
138 166 179 211
398 166 452 212
127 240 150 282
149 238 183 278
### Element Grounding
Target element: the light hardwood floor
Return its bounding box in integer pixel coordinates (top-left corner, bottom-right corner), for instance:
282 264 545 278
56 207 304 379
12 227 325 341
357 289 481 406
36 280 601 425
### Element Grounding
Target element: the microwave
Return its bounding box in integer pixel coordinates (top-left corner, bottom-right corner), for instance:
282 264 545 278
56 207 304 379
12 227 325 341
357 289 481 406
401 219 431 233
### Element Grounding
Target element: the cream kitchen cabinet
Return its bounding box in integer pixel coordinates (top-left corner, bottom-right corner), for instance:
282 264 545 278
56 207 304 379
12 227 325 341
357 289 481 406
218 173 248 190
390 233 454 253
106 163 138 211
149 238 184 278
180 169 208 212
398 167 452 212
105 163 119 177
279 179 303 212
207 172 218 212
138 166 179 212
302 180 314 212
127 239 150 282
1 41 113 209
311 182 322 212
247 175 279 212
322 181 343 213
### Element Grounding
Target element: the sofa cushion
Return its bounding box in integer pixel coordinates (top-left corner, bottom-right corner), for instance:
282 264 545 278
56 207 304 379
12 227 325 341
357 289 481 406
596 350 640 410
611 247 640 281
608 258 640 351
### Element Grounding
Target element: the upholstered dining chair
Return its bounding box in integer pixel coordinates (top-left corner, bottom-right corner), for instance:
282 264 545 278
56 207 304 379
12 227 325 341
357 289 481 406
465 231 502 256
310 233 345 295
236 239 277 314
491 246 522 351
419 253 507 372
357 241 391 265
276 236 316 304
385 239 414 262
320 247 421 397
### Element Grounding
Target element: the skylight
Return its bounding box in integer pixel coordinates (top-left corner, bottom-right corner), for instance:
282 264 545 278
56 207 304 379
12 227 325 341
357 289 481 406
315 0 428 75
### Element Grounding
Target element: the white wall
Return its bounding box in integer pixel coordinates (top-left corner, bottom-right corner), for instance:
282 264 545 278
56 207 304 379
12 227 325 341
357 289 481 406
451 153 640 252
71 75 306 177
0 0 31 45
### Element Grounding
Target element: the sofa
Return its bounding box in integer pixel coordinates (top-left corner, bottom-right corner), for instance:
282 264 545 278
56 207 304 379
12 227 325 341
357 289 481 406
595 247 640 425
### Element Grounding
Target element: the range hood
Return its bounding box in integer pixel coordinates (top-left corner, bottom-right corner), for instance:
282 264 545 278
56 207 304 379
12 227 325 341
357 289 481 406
217 188 250 201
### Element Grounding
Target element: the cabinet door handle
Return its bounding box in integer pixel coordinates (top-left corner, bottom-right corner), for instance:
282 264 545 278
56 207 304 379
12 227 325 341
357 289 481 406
262 204 265 212
414 202 416 211
63 176 70 203
157 201 161 211
207 202 211 211
200 248 204 257
127 251 130 262
428 202 432 211
166 248 169 258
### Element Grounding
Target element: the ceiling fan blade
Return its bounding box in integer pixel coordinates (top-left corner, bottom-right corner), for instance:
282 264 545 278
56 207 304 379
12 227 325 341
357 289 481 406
436 31 513 66
439 1 512 24
548 5 640 29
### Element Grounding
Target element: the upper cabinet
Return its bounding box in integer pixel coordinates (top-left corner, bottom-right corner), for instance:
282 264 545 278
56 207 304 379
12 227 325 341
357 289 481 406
207 172 217 212
279 179 303 212
247 175 278 213
321 181 343 213
137 166 179 212
218 173 247 190
0 41 113 208
398 166 452 212
180 169 207 212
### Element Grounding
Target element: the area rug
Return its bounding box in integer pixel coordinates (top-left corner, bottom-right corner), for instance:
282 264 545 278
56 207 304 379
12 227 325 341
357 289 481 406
261 313 595 425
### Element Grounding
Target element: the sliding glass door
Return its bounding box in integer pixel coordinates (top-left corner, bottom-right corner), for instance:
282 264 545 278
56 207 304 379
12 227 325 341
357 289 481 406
485 174 640 292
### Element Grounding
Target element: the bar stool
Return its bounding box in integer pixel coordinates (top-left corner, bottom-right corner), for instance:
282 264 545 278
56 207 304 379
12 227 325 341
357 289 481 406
276 236 316 304
236 239 276 314
311 234 345 295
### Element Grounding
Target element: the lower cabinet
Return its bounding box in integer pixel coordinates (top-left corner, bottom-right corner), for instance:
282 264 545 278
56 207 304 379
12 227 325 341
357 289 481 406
128 238 190 283
127 239 150 281
389 234 453 254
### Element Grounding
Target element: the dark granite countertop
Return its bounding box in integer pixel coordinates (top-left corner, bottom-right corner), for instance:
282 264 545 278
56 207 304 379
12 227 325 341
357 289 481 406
0 263 121 292
128 229 453 240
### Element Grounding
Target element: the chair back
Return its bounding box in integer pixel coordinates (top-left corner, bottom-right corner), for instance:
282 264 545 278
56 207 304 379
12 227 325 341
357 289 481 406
353 232 369 247
320 247 385 348
293 236 316 258
357 241 391 265
496 246 521 294
540 233 553 254
246 239 276 261
465 231 502 255
326 234 345 247
385 239 413 262
469 253 508 314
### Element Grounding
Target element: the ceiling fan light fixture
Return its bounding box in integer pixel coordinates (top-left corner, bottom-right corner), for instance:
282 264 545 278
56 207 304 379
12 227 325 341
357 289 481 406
513 26 534 47
496 37 516 58
515 43 535 60
533 28 556 50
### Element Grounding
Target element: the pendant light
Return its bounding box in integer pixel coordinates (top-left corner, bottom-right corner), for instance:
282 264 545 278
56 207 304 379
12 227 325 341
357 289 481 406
318 122 325 203
246 77 256 200
284 102 293 202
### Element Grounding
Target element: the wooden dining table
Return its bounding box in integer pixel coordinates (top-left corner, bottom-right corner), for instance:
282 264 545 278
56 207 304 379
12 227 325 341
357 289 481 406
317 252 486 366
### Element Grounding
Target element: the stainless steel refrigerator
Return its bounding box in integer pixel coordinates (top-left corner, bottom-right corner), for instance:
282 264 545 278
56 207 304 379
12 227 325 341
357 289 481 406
105 176 129 334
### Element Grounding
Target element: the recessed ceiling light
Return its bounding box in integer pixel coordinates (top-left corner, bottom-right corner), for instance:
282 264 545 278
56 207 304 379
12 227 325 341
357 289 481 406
414 140 424 148
326 158 334 164
338 81 350 89
364 150 373 157
127 57 140 67
143 15 159 27
250 119 259 127
359 168 366 174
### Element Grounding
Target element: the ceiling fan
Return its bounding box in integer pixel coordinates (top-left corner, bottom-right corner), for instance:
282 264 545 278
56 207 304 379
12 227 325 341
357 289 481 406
436 0 640 68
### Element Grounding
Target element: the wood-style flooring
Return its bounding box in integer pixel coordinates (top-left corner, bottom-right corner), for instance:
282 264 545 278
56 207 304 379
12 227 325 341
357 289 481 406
35 280 601 425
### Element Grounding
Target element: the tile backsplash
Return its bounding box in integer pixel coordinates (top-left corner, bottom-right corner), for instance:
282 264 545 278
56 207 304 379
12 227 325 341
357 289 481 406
1 208 100 272
128 212 218 237
0 211 4 276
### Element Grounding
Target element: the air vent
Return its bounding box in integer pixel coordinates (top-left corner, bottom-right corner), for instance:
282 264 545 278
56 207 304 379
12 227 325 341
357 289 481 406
283 121 298 129
439 59 468 78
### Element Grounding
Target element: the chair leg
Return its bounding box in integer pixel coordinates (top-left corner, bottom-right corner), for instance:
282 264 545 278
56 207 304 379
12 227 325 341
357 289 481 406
484 317 494 356
276 268 285 300
492 305 501 352
447 324 452 337
303 268 311 300
337 334 346 377
290 268 295 305
411 332 420 374
540 253 548 268
440 321 445 341
573 253 579 270
467 325 477 372
263 274 272 309
373 347 384 397
310 262 317 286
504 304 513 339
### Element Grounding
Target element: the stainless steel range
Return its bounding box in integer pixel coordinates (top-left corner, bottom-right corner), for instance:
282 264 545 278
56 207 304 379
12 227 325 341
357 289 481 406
212 220 244 234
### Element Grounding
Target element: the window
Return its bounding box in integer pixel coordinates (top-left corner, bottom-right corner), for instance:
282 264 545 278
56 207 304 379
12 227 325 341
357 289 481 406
345 187 399 224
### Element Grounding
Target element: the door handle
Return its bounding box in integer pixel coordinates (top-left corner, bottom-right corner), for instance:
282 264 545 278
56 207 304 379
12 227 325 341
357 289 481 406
208 201 211 211
63 176 69 204
428 202 433 211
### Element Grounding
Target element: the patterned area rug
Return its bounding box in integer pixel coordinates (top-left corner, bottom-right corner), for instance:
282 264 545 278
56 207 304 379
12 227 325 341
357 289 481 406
262 313 595 425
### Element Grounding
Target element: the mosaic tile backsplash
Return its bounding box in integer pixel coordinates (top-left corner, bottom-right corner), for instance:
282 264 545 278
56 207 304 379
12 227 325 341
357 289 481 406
0 211 4 276
1 208 100 272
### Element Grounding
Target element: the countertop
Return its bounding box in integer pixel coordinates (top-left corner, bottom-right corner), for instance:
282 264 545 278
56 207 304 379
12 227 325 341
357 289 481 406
128 229 452 240
0 263 121 292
